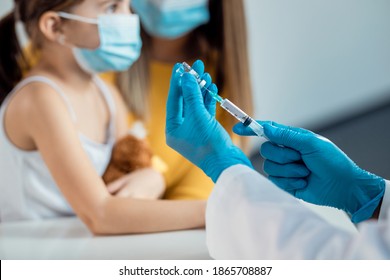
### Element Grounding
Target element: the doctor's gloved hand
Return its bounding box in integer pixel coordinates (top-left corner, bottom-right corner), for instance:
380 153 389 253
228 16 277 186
166 61 252 183
234 121 385 223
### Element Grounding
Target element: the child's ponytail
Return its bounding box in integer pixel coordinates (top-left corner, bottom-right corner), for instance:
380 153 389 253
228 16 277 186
0 0 86 105
0 11 28 104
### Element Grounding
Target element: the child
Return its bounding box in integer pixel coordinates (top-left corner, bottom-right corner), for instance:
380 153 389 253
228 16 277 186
0 0 205 234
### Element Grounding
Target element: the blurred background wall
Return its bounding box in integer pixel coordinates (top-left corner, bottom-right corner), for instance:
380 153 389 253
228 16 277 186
244 0 390 179
246 0 390 128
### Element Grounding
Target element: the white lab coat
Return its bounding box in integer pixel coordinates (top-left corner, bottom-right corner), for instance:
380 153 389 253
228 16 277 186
206 165 390 259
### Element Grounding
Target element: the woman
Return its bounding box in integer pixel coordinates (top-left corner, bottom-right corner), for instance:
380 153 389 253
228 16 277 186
113 0 253 200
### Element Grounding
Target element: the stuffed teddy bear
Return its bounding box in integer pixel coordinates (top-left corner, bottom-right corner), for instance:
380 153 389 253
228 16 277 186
102 134 153 184
103 122 167 185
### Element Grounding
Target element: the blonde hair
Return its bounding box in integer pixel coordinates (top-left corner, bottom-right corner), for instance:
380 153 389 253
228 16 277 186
117 0 253 148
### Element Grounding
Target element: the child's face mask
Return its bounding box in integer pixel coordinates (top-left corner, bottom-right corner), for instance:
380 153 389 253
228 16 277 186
131 0 210 39
58 12 142 73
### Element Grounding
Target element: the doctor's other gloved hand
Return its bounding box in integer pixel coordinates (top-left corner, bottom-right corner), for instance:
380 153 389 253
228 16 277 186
234 121 385 223
166 61 252 182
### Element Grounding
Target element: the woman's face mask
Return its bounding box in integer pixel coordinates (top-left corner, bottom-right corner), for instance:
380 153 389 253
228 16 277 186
131 0 210 39
58 12 142 73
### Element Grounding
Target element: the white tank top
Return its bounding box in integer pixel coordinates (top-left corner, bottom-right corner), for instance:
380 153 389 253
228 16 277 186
0 76 116 222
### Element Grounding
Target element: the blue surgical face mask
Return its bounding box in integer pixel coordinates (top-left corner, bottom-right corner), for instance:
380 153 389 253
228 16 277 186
131 0 210 39
58 12 142 73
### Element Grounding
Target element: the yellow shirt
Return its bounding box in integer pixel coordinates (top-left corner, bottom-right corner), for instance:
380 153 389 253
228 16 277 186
141 61 215 200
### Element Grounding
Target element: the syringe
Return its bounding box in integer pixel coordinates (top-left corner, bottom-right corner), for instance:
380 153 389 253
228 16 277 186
176 62 267 139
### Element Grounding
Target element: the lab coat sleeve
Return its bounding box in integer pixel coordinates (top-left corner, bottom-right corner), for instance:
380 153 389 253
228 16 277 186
378 180 390 222
206 165 390 259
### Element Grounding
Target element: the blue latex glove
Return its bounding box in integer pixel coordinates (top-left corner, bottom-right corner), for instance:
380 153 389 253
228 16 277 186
166 60 252 182
234 121 385 223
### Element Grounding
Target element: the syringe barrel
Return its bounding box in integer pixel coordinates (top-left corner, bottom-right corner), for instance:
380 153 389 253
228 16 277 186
220 99 249 123
220 99 268 140
176 62 268 140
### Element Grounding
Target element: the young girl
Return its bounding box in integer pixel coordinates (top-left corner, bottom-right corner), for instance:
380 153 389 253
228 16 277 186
113 0 253 200
0 0 205 234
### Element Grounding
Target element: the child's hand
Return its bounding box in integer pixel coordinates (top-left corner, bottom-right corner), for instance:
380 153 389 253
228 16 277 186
106 168 165 200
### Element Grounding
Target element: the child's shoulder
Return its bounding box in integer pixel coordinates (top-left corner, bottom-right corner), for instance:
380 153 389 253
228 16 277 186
4 76 74 148
12 77 59 103
7 76 71 121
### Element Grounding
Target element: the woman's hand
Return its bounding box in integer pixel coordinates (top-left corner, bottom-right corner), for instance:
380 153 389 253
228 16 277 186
106 168 166 200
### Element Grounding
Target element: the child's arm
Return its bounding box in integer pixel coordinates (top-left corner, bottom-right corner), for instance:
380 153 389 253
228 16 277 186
20 84 204 235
